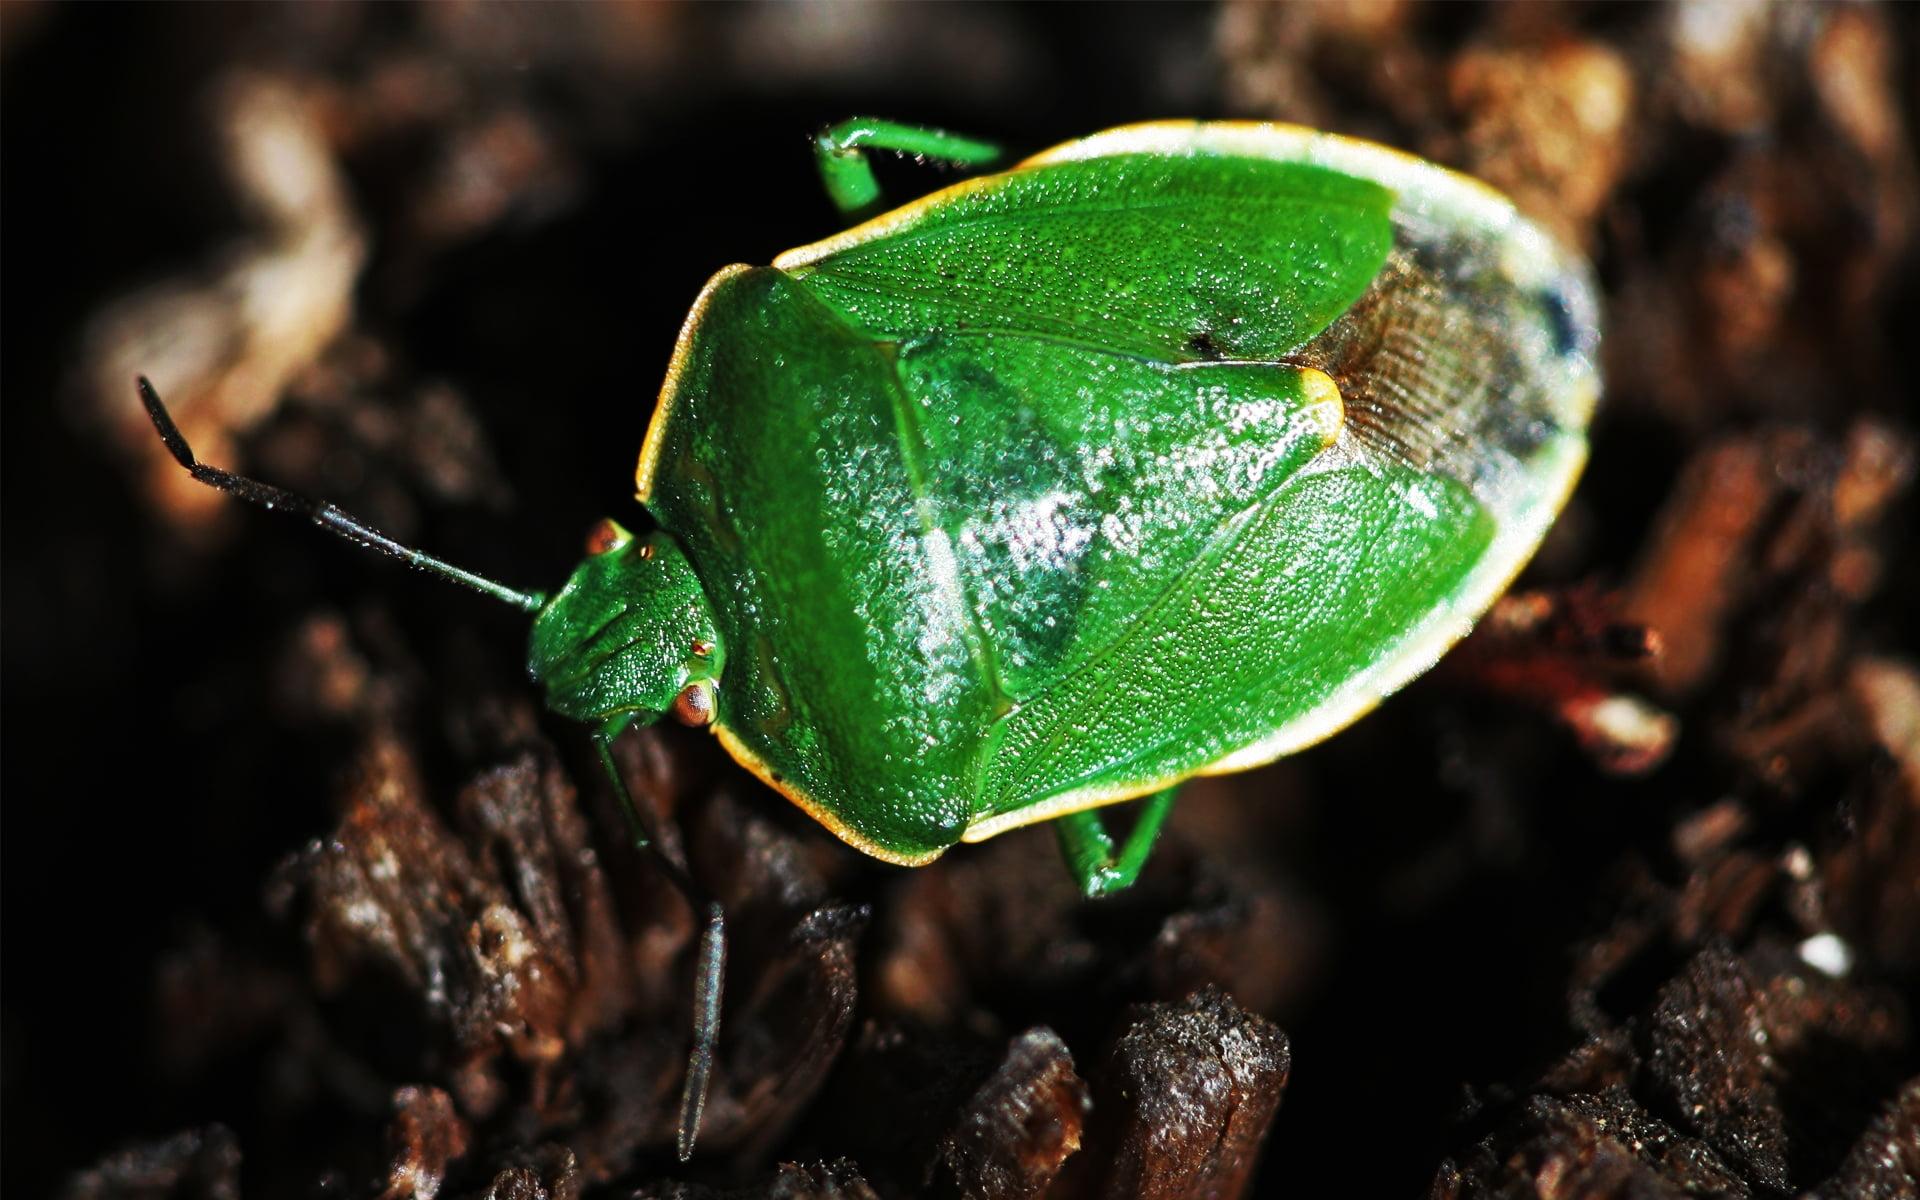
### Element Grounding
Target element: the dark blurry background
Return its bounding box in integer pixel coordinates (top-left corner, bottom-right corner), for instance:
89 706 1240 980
4 4 1916 1198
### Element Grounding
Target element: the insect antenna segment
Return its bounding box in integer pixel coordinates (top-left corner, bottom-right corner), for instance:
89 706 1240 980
141 376 732 1161
136 377 546 613
593 730 727 1161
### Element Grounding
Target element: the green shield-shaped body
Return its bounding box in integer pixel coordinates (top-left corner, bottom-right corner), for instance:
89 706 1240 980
635 121 1598 864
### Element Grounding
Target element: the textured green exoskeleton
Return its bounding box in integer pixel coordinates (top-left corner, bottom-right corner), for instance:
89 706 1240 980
623 120 1598 879
141 118 1599 1158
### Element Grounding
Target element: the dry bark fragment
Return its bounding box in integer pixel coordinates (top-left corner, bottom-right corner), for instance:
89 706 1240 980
694 904 869 1160
936 1027 1089 1200
1811 1078 1920 1200
1443 37 1633 247
796 1023 1008 1189
381 1086 473 1200
276 734 577 1117
468 1145 581 1200
1450 860 1915 1198
634 1159 881 1200
1216 0 1434 133
456 749 636 1048
1828 657 1920 974
1621 435 1790 697
1640 947 1789 1192
61 1128 243 1200
1075 988 1289 1200
1443 586 1675 775
1433 1089 1751 1200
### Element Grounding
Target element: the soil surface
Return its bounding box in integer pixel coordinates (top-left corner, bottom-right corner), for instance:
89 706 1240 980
4 4 1916 1198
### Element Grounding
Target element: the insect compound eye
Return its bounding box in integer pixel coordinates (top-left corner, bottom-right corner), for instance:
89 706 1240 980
671 680 715 727
584 519 630 556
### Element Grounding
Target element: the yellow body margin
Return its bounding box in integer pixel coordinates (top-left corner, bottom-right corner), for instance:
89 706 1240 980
636 263 755 503
710 722 947 867
773 119 1516 272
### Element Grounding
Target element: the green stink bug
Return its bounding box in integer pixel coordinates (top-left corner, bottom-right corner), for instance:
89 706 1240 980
141 117 1598 1158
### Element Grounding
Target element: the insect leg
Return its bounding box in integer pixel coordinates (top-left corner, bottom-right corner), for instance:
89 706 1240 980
593 723 726 1162
1053 786 1180 899
812 117 1000 221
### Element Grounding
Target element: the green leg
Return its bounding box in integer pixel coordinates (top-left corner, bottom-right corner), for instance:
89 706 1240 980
595 720 726 1163
1055 786 1180 899
813 117 1001 221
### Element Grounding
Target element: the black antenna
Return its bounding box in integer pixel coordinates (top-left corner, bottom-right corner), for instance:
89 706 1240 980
143 376 730 1158
138 377 546 613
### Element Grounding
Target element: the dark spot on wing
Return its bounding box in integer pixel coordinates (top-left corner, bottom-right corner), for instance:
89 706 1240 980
1539 286 1581 358
1185 328 1227 360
